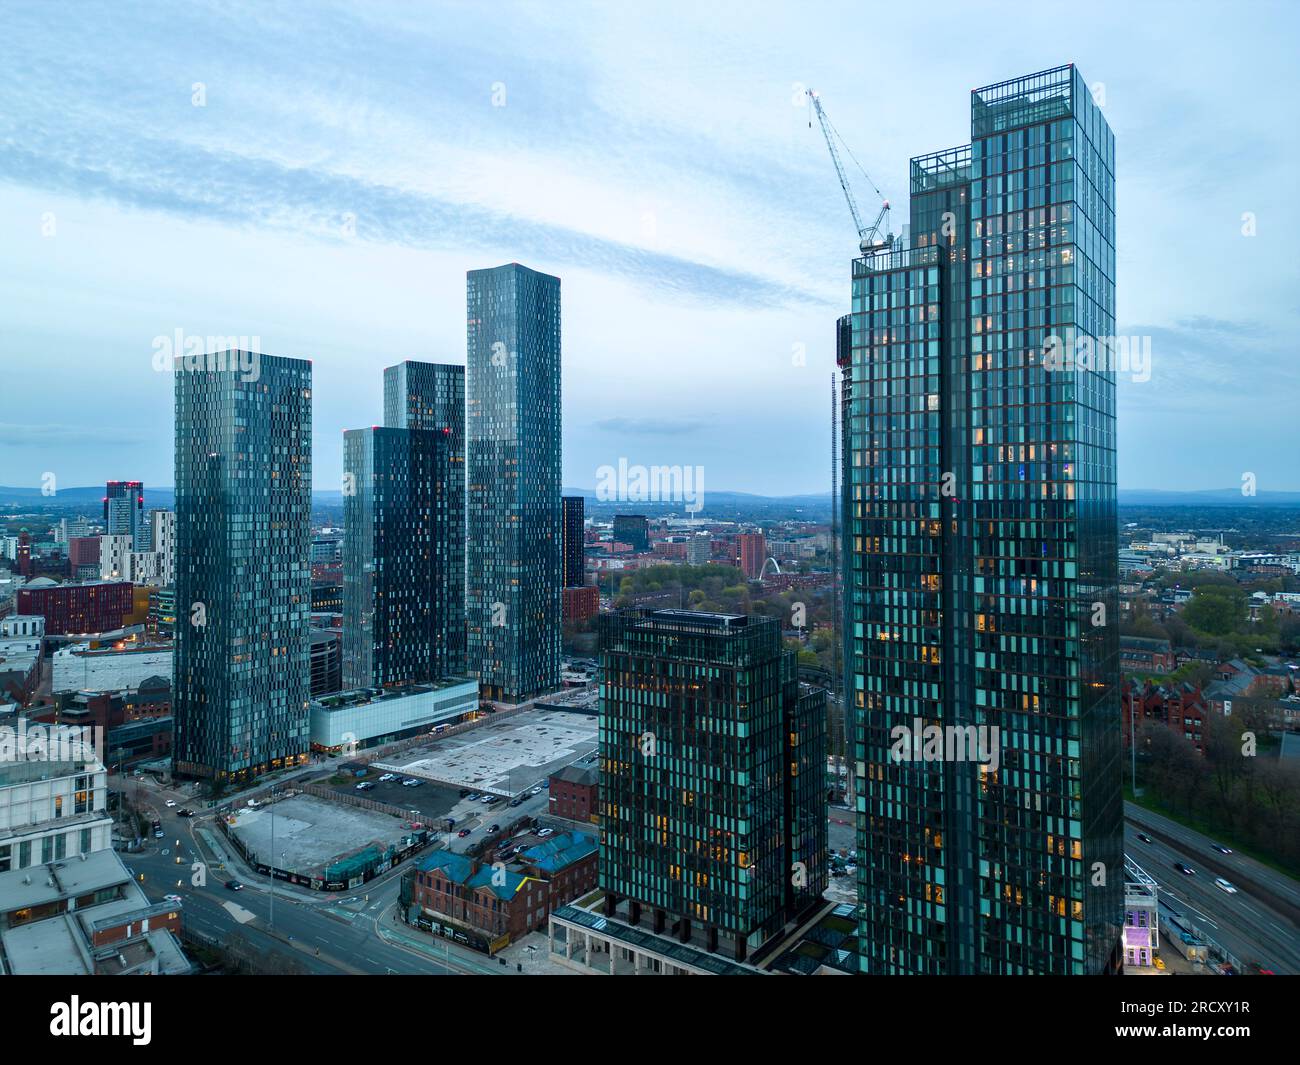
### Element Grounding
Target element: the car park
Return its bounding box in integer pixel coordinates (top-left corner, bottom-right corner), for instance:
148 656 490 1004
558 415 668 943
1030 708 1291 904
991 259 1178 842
1215 877 1238 894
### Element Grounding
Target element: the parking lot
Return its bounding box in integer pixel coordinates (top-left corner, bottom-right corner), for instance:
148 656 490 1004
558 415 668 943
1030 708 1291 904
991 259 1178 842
326 770 555 852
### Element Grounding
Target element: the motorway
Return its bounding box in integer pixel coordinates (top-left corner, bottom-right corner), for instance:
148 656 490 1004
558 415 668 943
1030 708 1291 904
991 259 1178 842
1124 801 1300 974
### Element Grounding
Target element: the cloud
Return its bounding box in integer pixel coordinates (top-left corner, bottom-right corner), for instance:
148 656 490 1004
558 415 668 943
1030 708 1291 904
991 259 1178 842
0 423 148 447
593 416 707 435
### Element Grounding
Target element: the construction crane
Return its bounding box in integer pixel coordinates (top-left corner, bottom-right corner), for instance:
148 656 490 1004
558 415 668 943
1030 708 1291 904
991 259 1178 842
807 89 892 255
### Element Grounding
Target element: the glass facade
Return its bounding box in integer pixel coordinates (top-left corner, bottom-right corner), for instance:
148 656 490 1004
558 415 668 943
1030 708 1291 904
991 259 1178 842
173 352 312 780
562 495 585 587
383 360 466 675
465 263 562 702
598 609 827 960
343 426 454 689
841 65 1121 974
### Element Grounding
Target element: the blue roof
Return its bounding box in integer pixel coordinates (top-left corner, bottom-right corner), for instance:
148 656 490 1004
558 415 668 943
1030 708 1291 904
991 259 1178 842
416 850 529 900
519 832 597 874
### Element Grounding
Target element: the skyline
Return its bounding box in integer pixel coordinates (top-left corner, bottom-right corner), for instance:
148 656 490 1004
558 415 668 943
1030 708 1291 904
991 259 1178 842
1 2 1298 495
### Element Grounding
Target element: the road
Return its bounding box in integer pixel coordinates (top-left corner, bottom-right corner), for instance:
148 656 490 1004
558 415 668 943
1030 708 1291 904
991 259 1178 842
1124 802 1300 974
116 777 511 975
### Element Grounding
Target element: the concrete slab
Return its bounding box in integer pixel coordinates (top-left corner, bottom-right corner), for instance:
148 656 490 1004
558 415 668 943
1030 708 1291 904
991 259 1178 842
375 709 598 796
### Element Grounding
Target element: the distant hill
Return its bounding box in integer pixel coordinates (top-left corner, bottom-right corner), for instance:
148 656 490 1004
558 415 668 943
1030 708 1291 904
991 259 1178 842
3 485 1298 509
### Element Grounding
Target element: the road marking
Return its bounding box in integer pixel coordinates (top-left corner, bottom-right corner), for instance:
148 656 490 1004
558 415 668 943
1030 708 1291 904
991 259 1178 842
223 901 256 924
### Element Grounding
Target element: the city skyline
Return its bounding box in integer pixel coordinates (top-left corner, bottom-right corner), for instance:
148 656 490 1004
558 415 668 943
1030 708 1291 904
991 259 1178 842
2 2 1298 496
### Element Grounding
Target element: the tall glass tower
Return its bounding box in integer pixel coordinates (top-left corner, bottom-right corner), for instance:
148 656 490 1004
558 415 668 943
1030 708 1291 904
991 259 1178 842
383 360 466 675
343 427 453 689
465 263 562 702
840 65 1121 974
173 352 312 781
597 609 827 961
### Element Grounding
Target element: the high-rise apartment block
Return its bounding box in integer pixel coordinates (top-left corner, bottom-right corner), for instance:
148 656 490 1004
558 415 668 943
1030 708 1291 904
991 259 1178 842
343 426 455 689
173 352 312 781
384 360 466 674
598 609 827 962
839 65 1120 974
465 263 562 702
562 495 586 587
104 481 145 550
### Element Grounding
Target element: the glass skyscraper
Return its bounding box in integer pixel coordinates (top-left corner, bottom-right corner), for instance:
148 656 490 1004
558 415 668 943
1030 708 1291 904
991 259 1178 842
104 480 145 550
840 65 1121 974
173 352 312 781
465 263 562 702
343 426 454 690
561 495 585 588
383 360 466 675
598 609 827 961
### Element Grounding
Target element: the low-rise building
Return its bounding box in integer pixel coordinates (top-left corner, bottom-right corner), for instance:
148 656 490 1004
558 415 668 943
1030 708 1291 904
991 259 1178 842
0 849 189 975
309 678 478 752
548 760 598 823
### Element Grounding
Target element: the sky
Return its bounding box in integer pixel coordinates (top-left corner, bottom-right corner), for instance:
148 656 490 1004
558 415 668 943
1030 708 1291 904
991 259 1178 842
1 0 1297 496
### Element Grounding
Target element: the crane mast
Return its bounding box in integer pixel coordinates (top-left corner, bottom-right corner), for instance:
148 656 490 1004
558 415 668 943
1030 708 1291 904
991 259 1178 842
808 89 891 255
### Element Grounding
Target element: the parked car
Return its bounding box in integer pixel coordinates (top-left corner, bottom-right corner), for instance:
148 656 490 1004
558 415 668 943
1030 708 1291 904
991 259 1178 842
1212 843 1233 855
379 773 397 783
466 793 481 802
508 798 523 807
246 799 261 808
355 781 375 791
1214 877 1238 894
402 778 422 787
487 824 500 833
529 786 543 796
1174 862 1195 876
537 827 555 838
458 789 471 798
225 880 244 891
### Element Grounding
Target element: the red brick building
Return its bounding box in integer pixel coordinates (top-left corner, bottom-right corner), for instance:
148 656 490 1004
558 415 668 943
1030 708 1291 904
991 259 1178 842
16 580 135 635
1122 679 1209 753
549 763 599 823
562 585 600 623
737 532 766 579
404 832 598 953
